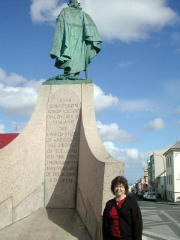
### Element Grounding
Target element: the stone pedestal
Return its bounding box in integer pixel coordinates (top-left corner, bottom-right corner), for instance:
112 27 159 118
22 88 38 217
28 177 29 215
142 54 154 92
0 82 124 239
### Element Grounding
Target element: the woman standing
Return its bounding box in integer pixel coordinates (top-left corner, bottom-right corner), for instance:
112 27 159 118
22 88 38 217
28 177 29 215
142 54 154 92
103 176 142 240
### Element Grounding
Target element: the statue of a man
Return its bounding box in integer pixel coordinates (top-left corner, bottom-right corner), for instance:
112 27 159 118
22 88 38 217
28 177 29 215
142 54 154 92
50 0 102 79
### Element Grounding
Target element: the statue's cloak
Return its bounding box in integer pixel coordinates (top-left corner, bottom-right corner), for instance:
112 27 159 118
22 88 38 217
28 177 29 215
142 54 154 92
50 7 102 74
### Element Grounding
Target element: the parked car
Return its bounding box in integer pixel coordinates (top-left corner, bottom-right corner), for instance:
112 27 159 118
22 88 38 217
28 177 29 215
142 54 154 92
138 190 148 199
143 191 149 200
146 192 156 201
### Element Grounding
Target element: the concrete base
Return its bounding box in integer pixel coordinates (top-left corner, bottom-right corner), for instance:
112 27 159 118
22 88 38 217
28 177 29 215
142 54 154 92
0 208 91 240
0 83 124 239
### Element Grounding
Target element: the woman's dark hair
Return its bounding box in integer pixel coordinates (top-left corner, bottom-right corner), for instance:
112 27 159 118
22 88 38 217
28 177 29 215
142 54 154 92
111 176 129 195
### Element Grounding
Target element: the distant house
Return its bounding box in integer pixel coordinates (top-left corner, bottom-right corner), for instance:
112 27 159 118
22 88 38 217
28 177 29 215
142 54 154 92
0 133 19 150
148 147 169 199
163 142 180 202
143 169 149 190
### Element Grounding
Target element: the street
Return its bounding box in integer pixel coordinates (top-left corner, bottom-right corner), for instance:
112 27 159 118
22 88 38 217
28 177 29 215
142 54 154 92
138 200 180 240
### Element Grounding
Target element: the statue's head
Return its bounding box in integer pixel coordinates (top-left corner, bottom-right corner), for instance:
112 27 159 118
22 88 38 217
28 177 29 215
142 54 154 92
68 0 81 8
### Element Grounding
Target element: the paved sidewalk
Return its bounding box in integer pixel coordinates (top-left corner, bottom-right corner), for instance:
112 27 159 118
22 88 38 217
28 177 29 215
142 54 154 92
156 200 180 205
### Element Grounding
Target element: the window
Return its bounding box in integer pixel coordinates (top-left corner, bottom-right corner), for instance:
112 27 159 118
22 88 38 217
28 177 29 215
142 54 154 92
166 175 173 185
166 155 173 167
166 157 170 168
167 175 173 185
170 156 172 167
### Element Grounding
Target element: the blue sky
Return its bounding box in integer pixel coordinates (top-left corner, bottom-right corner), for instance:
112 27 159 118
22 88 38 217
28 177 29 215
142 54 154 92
0 0 180 183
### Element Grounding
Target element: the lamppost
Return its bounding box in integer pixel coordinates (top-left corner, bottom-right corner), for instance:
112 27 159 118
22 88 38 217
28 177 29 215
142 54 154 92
153 153 167 200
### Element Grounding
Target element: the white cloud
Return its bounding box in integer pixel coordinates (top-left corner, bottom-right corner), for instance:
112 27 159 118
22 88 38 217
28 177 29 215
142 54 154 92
30 0 65 23
94 85 154 114
0 69 118 118
83 0 177 41
0 124 5 133
0 84 38 118
103 141 147 167
145 117 166 131
94 84 119 112
103 141 148 182
30 0 177 42
0 68 154 118
0 68 43 89
97 121 137 143
0 68 27 86
119 99 155 112
0 68 43 118
119 60 135 69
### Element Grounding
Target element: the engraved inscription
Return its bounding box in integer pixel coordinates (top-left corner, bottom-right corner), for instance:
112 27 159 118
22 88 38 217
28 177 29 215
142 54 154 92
45 91 81 208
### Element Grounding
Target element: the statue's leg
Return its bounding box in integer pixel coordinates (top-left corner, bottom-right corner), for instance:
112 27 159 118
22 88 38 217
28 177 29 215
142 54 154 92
62 68 70 79
64 68 70 75
85 70 88 80
74 72 80 78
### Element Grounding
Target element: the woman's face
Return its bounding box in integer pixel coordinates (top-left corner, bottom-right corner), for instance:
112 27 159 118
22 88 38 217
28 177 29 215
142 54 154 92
114 183 126 197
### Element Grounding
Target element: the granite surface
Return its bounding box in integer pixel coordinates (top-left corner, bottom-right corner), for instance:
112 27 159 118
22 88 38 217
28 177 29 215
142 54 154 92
0 83 125 240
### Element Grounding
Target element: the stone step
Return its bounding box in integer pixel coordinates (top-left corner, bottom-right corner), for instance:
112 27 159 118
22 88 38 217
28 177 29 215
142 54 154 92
0 208 91 240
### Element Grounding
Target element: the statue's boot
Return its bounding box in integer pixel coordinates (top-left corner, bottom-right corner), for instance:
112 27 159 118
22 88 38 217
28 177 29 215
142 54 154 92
74 72 80 78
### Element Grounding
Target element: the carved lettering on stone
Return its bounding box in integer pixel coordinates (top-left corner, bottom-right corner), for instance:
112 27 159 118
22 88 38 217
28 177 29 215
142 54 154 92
45 89 81 208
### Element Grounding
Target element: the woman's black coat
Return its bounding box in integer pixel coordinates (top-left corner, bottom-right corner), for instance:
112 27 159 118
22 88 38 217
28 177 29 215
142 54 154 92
102 195 143 240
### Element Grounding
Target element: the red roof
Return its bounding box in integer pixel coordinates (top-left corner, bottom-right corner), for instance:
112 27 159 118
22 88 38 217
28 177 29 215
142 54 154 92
0 133 19 149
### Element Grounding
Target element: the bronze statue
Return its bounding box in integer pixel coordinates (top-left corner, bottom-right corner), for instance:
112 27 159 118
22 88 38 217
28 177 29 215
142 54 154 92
50 0 102 80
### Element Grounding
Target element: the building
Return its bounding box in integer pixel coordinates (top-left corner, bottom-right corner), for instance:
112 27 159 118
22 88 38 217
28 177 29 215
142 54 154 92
0 133 19 149
134 178 144 195
148 147 169 199
143 169 148 190
163 142 180 202
147 156 154 192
